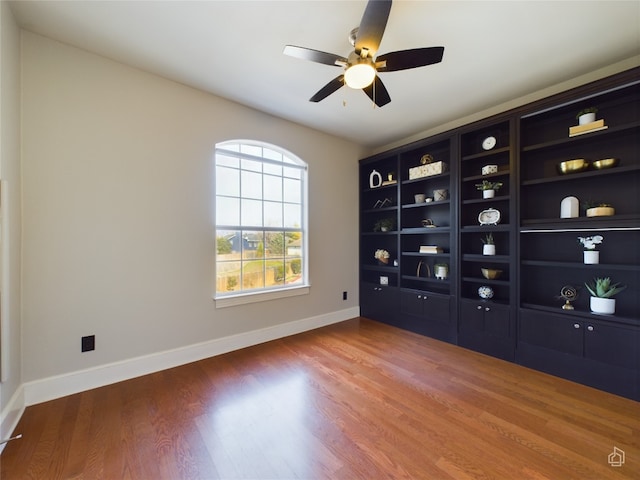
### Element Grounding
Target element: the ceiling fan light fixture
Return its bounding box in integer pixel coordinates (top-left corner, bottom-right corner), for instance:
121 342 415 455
344 62 376 89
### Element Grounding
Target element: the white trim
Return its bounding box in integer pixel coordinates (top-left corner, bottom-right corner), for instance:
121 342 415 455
0 383 25 454
215 285 309 308
23 307 359 407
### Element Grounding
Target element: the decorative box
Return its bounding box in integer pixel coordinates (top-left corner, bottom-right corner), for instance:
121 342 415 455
481 164 498 175
409 161 448 179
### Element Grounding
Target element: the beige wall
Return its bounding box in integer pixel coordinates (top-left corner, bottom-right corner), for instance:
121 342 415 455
21 31 363 384
0 1 23 435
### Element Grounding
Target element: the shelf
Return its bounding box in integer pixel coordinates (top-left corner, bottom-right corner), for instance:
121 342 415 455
463 254 510 263
362 205 398 214
361 265 398 273
521 260 639 271
401 226 450 234
402 275 450 285
462 195 509 205
461 225 511 233
520 214 640 231
520 304 639 326
463 276 510 286
361 230 399 236
521 121 640 153
401 172 450 185
461 146 510 161
402 200 450 209
402 252 450 258
521 164 640 186
462 171 510 183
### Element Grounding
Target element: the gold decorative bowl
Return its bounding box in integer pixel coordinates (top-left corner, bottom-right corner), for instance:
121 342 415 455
591 158 619 170
481 268 502 280
557 159 589 174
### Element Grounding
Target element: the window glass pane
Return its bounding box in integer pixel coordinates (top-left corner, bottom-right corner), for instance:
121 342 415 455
241 144 262 157
216 260 241 293
216 166 239 197
241 170 262 199
283 166 302 179
241 231 264 260
264 231 285 258
267 259 286 286
284 203 301 228
263 148 282 162
264 201 283 227
263 174 282 201
264 162 282 176
217 196 239 225
242 260 264 289
216 154 239 168
283 178 301 204
241 198 262 227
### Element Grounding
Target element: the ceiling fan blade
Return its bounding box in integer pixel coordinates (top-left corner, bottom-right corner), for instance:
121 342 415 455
376 47 445 72
283 45 346 66
355 0 392 56
363 75 391 107
310 75 345 102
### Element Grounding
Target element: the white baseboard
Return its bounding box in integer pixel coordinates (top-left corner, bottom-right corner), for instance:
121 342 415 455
0 383 25 454
23 307 359 407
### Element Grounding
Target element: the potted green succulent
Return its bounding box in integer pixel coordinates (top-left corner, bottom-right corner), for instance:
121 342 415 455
576 106 598 125
584 277 626 314
481 232 495 256
475 180 503 199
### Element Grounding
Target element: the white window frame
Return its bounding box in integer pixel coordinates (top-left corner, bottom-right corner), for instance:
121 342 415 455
214 140 309 308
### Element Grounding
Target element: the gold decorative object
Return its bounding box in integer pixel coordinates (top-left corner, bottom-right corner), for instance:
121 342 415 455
417 260 430 278
591 158 619 170
557 159 589 174
481 268 502 280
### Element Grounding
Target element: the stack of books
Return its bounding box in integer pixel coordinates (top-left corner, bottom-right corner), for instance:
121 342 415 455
569 119 608 137
419 245 443 254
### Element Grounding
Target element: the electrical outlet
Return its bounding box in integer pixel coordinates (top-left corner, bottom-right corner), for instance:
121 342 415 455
343 291 348 300
81 335 95 352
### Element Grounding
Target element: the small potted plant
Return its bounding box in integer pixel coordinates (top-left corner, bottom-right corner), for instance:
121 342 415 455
481 232 495 256
374 218 395 232
374 249 390 265
475 180 503 199
584 277 626 314
578 234 603 264
576 106 598 125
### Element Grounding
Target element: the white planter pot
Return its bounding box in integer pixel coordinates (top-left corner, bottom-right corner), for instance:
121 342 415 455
583 250 599 264
483 189 495 199
590 296 615 315
578 112 596 125
483 244 496 256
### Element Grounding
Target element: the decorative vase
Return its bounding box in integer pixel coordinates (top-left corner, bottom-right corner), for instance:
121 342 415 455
483 244 496 256
433 189 448 201
369 170 382 188
578 113 596 125
414 194 426 203
583 250 599 264
560 196 579 218
590 296 615 315
377 258 389 265
483 189 495 199
434 264 448 280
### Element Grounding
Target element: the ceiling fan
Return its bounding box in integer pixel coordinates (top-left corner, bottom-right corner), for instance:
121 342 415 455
283 0 444 107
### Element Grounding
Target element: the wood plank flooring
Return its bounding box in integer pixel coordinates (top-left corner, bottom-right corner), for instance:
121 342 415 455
1 317 638 479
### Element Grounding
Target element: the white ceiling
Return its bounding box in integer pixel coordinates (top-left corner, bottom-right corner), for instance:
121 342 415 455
8 0 640 150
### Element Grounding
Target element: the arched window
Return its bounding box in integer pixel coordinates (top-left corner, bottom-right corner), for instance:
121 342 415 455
214 140 309 306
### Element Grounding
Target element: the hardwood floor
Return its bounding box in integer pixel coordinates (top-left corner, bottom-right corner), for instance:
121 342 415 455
1 317 638 479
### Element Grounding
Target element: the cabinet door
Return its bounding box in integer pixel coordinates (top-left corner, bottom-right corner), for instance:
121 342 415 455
360 283 398 324
400 289 424 317
519 310 582 356
584 321 640 370
459 301 484 333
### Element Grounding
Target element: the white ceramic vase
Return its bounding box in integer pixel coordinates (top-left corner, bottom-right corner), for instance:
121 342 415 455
583 250 599 264
590 296 615 315
483 244 496 256
578 112 596 125
483 189 495 199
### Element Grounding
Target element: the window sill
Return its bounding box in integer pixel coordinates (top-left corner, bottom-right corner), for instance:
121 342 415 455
214 285 310 308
